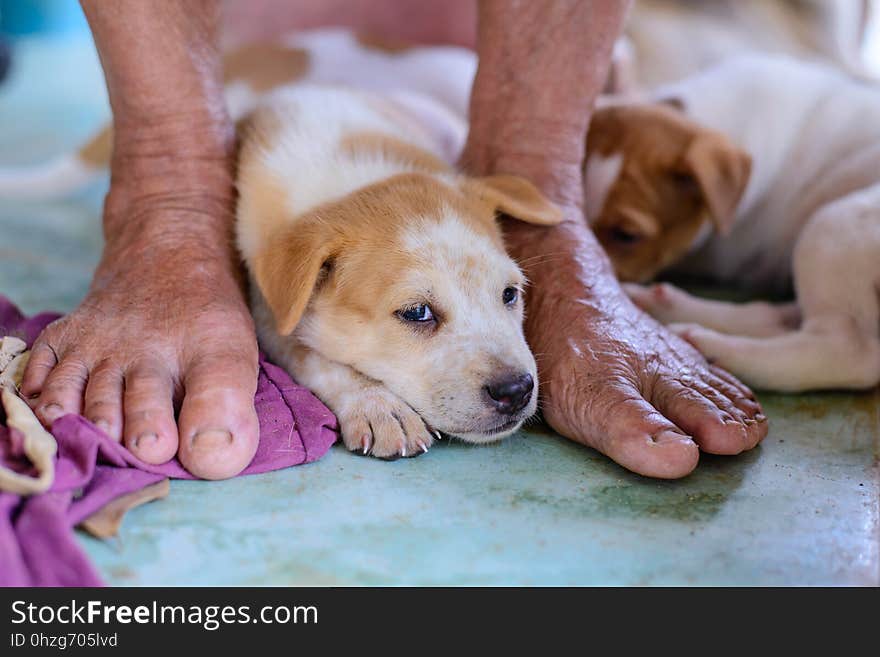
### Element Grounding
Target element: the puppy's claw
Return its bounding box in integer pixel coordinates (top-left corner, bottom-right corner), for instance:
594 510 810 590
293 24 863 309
434 430 442 441
418 441 428 454
401 444 407 457
362 435 372 455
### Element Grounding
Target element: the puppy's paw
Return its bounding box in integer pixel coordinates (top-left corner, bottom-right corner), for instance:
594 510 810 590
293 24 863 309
624 282 672 313
336 387 436 460
668 322 716 359
625 282 696 326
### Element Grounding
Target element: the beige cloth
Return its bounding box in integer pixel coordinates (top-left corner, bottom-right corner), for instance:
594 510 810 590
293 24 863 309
0 336 57 495
79 479 171 538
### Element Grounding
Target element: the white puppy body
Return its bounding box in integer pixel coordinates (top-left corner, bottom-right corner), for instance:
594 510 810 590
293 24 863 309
620 0 869 90
634 55 880 391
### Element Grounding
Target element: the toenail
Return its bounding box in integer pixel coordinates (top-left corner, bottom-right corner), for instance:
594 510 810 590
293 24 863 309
743 418 757 426
724 419 751 438
134 433 158 449
651 429 693 444
92 419 111 434
40 403 65 422
754 413 767 422
191 429 234 448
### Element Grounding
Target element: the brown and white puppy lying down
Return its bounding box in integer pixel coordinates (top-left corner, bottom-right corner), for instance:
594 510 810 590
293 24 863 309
238 86 561 458
0 29 562 459
586 54 880 393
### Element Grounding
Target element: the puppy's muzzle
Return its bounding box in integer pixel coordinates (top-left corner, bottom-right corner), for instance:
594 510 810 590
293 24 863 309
485 372 534 415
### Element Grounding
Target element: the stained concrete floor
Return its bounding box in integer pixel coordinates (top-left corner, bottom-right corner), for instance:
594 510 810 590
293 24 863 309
1 35 877 586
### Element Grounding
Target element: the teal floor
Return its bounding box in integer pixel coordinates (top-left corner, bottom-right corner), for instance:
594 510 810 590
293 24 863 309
1 35 877 586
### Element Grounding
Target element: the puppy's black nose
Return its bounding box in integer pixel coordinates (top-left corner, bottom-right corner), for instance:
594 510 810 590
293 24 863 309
485 373 534 415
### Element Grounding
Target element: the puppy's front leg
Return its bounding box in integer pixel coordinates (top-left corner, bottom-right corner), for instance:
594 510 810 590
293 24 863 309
291 348 436 459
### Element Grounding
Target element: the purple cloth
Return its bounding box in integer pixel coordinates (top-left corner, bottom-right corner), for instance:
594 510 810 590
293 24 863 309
0 297 337 586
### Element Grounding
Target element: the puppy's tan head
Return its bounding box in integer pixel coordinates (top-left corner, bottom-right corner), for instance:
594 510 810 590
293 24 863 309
254 172 561 442
585 101 752 282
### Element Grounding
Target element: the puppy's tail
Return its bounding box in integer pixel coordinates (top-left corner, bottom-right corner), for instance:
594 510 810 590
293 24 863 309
0 126 110 199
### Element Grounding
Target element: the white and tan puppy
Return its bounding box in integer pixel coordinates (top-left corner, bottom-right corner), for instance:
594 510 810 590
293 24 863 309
238 85 561 458
0 29 562 458
590 54 880 393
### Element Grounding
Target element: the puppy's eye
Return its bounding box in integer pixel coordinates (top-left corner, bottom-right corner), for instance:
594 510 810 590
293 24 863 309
502 287 519 305
397 304 435 323
609 226 643 245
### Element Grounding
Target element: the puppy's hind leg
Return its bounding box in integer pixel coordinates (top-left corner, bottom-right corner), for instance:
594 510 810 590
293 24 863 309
672 190 880 392
625 282 800 337
671 318 880 392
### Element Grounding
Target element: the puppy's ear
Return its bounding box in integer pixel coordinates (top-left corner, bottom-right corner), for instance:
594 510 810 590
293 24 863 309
613 206 662 240
253 221 339 336
682 133 751 235
472 174 564 225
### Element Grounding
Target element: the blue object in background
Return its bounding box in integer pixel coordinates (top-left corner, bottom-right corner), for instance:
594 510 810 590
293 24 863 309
0 36 10 82
0 0 88 37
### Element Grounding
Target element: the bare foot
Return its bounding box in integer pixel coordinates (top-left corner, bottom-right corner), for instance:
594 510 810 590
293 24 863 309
512 214 767 479
21 185 261 480
462 149 767 478
54 1 264 478
458 0 765 478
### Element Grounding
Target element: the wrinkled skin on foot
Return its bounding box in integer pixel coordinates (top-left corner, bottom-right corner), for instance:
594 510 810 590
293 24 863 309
469 174 768 478
462 0 766 479
19 1 263 480
520 216 766 478
22 187 261 480
461 164 768 477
